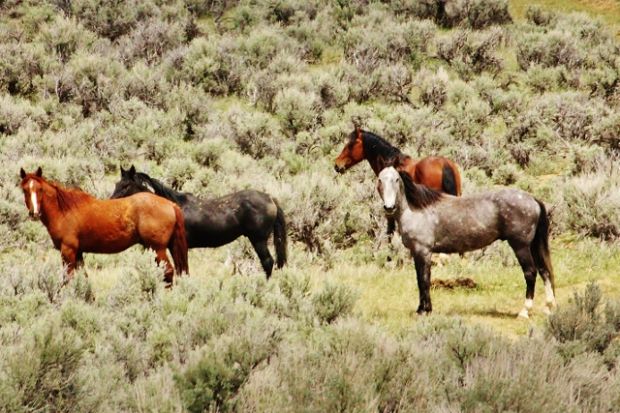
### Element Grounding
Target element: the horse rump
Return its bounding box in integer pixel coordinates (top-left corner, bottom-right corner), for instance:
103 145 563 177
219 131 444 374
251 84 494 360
441 163 459 196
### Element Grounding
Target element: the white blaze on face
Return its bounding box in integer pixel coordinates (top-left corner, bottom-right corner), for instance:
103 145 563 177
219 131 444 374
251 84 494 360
29 180 39 215
379 167 398 210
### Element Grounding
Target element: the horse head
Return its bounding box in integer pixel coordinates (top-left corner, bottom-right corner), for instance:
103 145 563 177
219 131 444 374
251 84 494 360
377 167 402 217
334 126 365 173
111 165 151 199
19 167 44 219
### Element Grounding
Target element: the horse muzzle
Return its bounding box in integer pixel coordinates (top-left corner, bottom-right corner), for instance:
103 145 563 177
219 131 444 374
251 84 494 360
383 205 396 216
29 211 41 220
334 164 346 174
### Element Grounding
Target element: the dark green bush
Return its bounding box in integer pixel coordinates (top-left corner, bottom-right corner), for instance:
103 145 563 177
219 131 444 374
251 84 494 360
0 321 86 413
66 0 158 40
175 321 280 412
547 282 620 355
526 5 557 26
0 42 46 96
118 18 186 66
436 27 504 78
312 282 357 324
517 30 585 70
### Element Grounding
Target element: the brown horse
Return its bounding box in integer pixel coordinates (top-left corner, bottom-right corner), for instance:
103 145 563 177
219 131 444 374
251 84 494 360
334 126 462 236
335 127 462 194
19 167 189 285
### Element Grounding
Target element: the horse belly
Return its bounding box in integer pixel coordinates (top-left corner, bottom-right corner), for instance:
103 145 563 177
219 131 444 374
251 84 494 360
187 226 243 248
432 216 500 254
78 231 138 254
77 210 139 253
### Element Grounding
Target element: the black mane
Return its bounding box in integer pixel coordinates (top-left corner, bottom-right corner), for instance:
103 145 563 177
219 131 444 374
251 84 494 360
134 172 188 204
399 171 443 209
359 130 408 165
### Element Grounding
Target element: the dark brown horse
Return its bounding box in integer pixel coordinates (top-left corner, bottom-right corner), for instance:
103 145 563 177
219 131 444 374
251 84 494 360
111 166 287 279
334 126 462 236
19 167 189 285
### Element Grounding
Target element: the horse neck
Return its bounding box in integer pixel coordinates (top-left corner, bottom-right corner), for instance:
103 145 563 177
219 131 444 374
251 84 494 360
366 154 388 176
362 135 408 176
395 185 412 221
39 184 65 228
142 176 185 204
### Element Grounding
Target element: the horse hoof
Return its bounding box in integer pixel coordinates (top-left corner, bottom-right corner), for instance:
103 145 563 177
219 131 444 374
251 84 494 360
517 309 529 319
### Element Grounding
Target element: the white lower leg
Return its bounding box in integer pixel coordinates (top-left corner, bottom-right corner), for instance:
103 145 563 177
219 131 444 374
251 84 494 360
543 280 556 314
518 298 533 319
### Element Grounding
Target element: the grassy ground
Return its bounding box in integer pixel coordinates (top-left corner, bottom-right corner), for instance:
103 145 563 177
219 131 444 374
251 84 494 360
510 0 620 34
66 235 620 339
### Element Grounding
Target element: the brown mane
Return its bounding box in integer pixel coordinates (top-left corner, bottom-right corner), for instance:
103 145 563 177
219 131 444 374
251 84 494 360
23 175 93 213
399 171 443 209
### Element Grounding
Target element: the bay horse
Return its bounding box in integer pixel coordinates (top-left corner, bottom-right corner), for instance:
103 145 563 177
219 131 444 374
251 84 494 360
335 126 462 236
377 166 556 318
19 167 189 285
111 166 287 279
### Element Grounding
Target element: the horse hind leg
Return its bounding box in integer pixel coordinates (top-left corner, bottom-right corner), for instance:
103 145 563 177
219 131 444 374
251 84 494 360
250 237 274 279
531 253 556 314
530 220 556 313
154 248 175 287
509 242 537 319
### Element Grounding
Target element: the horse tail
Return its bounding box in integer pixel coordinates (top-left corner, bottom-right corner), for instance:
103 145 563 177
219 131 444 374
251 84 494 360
273 200 287 269
441 162 461 196
531 199 554 292
169 205 189 275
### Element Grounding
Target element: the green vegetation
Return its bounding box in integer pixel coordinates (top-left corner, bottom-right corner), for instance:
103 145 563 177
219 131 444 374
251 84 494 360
510 0 620 29
1 0 619 411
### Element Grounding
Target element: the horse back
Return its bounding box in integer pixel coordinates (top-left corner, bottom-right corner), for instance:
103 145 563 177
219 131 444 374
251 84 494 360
402 156 462 195
184 189 278 247
73 193 177 252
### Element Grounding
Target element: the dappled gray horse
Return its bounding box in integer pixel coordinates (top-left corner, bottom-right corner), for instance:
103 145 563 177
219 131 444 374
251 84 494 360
377 167 556 318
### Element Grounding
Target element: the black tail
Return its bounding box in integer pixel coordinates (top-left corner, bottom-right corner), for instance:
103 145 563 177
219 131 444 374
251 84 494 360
169 206 189 276
531 200 555 292
273 201 287 269
441 164 458 196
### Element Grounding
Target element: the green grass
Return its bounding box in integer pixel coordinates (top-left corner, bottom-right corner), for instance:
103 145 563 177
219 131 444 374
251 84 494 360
510 0 620 34
78 236 620 339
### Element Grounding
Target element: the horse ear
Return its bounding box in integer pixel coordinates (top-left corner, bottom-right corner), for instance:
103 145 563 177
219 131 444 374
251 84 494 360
120 165 126 176
20 168 26 179
35 167 42 177
128 165 136 178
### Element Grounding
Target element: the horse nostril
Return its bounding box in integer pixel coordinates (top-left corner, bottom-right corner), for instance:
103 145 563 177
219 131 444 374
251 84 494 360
334 165 343 174
384 205 395 212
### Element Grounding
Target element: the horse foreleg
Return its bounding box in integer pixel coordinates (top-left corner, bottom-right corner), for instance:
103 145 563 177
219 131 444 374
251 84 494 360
510 243 537 319
60 243 78 285
155 249 174 287
385 217 398 263
386 217 396 239
250 238 274 279
413 251 433 314
76 252 84 269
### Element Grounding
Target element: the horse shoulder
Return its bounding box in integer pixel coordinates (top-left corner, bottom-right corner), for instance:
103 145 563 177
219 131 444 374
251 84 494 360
398 209 435 250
